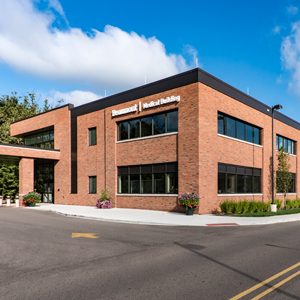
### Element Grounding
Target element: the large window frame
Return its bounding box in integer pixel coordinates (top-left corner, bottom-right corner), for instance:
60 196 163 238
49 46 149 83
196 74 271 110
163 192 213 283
24 129 54 149
218 163 261 194
117 110 178 141
118 162 178 194
276 172 296 193
276 135 296 155
218 112 261 145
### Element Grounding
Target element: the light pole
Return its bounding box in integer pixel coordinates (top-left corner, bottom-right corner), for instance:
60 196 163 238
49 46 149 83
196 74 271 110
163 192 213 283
271 104 283 212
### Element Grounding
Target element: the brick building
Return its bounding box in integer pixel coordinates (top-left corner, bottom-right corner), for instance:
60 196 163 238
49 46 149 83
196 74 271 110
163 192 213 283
6 68 300 213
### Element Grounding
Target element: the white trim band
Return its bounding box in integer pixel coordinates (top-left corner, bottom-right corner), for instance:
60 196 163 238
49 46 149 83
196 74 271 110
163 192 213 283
217 134 263 147
218 193 263 197
116 194 178 197
116 132 178 143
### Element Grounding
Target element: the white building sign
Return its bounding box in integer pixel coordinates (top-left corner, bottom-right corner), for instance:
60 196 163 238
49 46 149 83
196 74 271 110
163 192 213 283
142 95 180 110
111 95 180 117
112 104 138 117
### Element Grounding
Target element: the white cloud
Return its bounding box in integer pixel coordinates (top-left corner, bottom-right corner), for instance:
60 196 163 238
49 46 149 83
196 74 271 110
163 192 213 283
272 25 282 35
47 0 65 17
281 21 300 96
0 0 196 95
287 6 298 16
41 90 102 107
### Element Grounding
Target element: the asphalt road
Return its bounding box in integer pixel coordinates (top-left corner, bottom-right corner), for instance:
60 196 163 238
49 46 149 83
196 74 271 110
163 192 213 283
0 207 300 300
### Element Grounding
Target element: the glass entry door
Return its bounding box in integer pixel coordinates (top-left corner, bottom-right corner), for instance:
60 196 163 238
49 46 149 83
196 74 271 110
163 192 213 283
34 159 54 203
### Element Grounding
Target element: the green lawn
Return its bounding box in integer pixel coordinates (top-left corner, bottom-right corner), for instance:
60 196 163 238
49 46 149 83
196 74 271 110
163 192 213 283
231 207 300 217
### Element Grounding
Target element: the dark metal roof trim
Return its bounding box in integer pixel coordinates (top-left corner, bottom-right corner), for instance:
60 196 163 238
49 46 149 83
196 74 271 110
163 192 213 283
70 68 300 129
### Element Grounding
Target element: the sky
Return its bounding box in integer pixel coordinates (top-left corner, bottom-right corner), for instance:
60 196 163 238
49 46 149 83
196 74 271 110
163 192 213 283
1 1 300 122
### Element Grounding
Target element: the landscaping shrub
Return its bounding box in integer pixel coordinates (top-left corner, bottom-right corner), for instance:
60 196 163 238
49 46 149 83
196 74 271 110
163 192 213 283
294 199 300 208
241 200 250 214
263 201 271 212
220 199 233 214
248 201 257 213
286 199 292 209
219 198 300 215
275 199 283 210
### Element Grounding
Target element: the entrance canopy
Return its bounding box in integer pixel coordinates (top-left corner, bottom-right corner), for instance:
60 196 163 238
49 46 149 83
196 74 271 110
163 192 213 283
0 143 60 160
0 143 60 197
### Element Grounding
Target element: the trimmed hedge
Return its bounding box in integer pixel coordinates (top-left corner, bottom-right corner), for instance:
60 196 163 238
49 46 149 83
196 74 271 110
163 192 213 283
219 198 300 215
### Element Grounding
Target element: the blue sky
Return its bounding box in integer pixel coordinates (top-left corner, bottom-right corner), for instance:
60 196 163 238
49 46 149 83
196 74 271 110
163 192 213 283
1 0 300 122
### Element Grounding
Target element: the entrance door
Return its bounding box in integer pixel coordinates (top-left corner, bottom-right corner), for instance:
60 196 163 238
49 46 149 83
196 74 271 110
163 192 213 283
43 183 54 203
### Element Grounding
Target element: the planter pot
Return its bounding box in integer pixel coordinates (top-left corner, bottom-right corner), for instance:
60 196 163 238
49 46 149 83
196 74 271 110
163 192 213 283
185 207 194 216
28 202 36 207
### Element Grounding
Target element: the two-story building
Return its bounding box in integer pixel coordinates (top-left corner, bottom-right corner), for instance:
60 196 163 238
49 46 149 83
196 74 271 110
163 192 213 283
7 68 300 213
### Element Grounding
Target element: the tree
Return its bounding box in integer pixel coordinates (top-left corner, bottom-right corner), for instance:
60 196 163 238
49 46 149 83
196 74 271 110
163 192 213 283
0 92 40 144
276 146 292 209
0 164 19 198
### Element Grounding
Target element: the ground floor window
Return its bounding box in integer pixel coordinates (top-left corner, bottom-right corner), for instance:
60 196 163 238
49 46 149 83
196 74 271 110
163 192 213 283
89 176 97 194
118 162 178 194
276 172 296 193
218 163 261 194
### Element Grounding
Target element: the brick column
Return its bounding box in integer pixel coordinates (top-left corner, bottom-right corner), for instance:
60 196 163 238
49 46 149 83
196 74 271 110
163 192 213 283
19 158 34 204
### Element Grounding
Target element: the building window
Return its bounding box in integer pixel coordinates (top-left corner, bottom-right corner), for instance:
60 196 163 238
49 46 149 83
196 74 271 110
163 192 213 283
276 172 296 193
118 162 178 194
89 127 97 146
89 176 97 194
118 110 178 141
218 112 261 145
218 163 261 194
24 129 55 149
276 135 296 155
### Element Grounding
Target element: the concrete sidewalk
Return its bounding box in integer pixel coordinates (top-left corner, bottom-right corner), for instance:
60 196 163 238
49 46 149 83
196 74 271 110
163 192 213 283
20 203 300 226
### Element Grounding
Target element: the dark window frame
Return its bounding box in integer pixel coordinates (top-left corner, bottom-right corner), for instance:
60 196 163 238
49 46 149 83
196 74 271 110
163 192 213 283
117 109 178 141
218 163 261 194
24 129 55 149
89 176 97 194
217 112 261 145
89 127 97 146
118 162 178 194
276 134 296 155
276 172 296 193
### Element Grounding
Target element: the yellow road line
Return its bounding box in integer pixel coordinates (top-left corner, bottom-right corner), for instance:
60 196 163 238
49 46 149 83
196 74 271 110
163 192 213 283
251 270 300 300
72 233 99 238
229 262 300 300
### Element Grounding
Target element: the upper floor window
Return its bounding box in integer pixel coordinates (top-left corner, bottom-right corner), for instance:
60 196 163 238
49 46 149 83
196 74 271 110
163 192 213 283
276 135 296 155
218 112 261 145
89 127 97 146
24 129 54 149
118 110 178 141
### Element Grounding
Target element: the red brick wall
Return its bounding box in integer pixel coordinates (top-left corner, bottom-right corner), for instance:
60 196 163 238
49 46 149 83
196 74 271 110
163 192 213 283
19 158 34 196
10 83 300 213
196 82 299 213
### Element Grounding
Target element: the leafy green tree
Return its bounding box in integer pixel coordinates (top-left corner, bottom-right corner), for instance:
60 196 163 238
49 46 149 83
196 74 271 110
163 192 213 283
0 92 40 144
0 164 19 198
276 146 292 209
